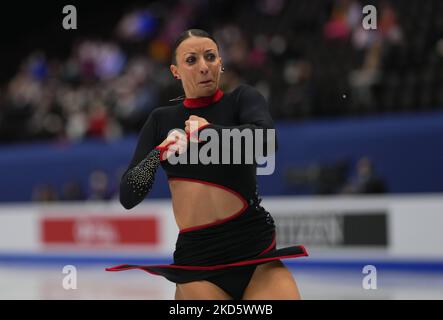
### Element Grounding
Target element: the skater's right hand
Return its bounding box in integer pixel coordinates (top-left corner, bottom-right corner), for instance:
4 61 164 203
157 129 188 161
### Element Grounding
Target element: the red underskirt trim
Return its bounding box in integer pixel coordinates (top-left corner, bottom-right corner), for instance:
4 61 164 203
183 89 224 108
258 231 276 256
105 246 308 273
167 177 249 234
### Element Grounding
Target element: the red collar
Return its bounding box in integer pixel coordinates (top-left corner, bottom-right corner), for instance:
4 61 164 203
183 89 224 108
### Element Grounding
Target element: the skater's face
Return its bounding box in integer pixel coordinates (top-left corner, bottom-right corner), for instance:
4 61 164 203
170 36 223 98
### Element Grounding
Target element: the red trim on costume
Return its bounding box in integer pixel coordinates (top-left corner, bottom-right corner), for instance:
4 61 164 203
155 141 175 161
183 89 224 108
105 246 309 272
258 232 276 256
167 177 249 233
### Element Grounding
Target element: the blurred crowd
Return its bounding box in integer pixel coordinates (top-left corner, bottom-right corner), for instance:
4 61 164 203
32 154 387 203
32 169 119 202
284 156 387 195
1 0 443 145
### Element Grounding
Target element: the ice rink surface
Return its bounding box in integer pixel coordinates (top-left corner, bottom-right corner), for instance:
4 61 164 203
1 263 442 300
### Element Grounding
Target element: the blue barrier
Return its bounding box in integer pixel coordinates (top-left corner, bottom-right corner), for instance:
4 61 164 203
1 111 442 202
0 253 442 273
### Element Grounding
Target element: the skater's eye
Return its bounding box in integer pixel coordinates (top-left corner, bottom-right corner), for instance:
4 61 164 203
205 53 216 61
186 56 196 64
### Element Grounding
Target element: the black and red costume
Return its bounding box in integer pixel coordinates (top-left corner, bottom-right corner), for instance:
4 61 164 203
106 84 308 299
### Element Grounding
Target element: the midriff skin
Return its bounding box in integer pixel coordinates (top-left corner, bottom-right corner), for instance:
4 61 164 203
168 179 245 231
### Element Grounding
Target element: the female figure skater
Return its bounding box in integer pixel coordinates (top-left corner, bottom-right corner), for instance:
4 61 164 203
106 29 308 300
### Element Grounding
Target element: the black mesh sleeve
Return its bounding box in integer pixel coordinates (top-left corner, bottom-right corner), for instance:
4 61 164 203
119 111 161 210
119 148 161 209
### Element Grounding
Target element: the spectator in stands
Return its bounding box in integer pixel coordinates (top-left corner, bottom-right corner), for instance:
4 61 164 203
32 184 59 202
88 170 114 200
0 0 440 144
61 181 86 201
341 156 387 194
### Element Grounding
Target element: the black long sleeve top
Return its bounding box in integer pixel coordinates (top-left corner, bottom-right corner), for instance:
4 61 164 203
119 84 278 210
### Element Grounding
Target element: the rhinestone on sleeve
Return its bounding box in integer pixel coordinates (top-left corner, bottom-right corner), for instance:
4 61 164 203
125 148 161 196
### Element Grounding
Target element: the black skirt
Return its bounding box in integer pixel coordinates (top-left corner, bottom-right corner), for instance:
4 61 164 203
106 201 308 283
